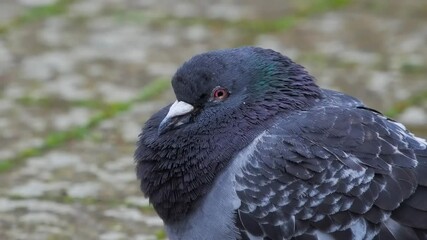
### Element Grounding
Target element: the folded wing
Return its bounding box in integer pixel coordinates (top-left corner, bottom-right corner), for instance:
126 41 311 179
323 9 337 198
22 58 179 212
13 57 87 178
235 103 427 239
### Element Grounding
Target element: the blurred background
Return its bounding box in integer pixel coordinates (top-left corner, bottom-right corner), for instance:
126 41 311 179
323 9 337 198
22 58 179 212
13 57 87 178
0 0 426 239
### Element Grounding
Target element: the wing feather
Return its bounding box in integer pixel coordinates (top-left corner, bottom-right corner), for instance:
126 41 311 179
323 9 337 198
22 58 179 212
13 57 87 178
235 102 426 239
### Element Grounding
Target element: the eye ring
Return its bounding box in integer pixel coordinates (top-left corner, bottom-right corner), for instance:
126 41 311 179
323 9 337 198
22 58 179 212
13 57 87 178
212 86 229 101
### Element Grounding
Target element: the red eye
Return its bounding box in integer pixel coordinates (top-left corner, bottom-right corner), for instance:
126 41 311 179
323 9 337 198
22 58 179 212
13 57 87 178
213 87 229 100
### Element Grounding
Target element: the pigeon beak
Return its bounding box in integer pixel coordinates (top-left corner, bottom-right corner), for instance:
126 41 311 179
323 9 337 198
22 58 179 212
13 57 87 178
158 100 194 135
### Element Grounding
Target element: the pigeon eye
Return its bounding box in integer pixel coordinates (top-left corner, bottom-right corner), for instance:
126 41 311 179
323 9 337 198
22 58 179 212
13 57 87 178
212 87 229 100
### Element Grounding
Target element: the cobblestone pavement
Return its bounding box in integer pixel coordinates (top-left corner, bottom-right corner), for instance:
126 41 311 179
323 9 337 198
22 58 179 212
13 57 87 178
0 0 426 239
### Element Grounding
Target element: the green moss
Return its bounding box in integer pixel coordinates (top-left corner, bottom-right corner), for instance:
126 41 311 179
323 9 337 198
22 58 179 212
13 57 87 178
385 90 427 118
17 97 105 108
401 62 427 75
18 148 43 159
134 79 170 102
9 193 126 207
0 79 170 174
46 234 66 240
88 132 104 142
155 230 167 240
137 205 157 215
114 10 147 24
0 160 14 172
0 25 8 35
19 0 74 23
298 0 351 14
231 17 297 34
115 0 352 34
0 0 75 36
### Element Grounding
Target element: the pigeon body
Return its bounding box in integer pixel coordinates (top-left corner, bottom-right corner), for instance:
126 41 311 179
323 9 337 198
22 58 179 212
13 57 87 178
135 47 427 240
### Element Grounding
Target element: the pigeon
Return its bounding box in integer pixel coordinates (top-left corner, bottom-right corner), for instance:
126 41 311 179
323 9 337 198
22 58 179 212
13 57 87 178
135 47 427 240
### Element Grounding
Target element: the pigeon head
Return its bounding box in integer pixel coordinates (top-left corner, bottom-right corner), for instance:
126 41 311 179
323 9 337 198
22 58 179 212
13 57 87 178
136 47 322 222
158 46 322 135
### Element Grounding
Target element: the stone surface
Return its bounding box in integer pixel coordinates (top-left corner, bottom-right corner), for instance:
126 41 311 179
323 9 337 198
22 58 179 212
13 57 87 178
0 0 426 239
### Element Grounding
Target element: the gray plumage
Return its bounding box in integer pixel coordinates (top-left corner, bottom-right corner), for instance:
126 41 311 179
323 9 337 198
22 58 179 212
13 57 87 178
135 47 427 240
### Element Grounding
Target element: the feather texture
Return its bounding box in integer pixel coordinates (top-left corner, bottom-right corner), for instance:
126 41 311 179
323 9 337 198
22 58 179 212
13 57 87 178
234 91 427 239
135 47 427 240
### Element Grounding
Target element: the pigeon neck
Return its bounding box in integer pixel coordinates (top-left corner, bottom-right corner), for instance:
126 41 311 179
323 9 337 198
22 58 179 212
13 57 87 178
136 109 275 223
136 95 320 223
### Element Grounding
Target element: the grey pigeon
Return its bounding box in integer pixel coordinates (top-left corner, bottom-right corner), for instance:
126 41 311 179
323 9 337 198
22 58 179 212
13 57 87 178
135 47 427 240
